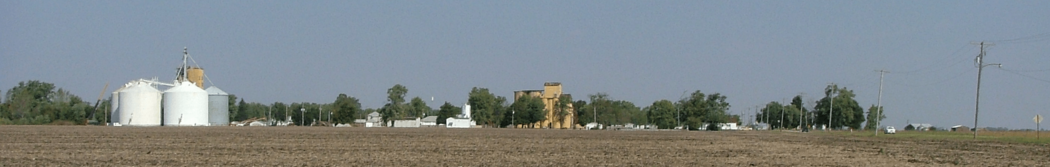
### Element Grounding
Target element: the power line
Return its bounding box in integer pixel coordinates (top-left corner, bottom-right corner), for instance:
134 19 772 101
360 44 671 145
990 32 1050 44
886 68 972 87
1000 68 1050 84
895 44 974 74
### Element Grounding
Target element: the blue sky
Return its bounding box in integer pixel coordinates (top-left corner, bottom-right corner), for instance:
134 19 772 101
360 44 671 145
3 1 1049 129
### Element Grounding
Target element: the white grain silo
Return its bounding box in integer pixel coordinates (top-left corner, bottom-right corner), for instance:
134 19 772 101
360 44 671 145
205 86 229 126
462 103 471 119
109 85 126 125
163 81 209 126
118 81 162 126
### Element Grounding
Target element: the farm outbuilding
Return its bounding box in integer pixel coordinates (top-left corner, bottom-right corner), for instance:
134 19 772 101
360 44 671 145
421 116 438 126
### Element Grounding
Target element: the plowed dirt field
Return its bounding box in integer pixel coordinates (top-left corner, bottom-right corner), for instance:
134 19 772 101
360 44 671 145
0 126 1046 166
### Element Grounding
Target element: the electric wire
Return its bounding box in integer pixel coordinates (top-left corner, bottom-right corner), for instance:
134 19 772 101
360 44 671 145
999 68 1050 84
887 68 972 87
989 32 1050 44
894 44 974 74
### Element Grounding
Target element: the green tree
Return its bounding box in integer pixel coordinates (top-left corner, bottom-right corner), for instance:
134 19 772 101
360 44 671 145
235 99 249 121
864 105 886 130
646 100 677 129
510 95 545 128
227 94 237 122
271 102 287 122
380 84 408 124
573 100 588 125
588 93 611 125
436 102 460 125
759 101 802 130
813 84 864 130
467 87 504 127
679 91 730 130
2 80 92 124
555 95 573 127
332 94 362 124
408 97 429 118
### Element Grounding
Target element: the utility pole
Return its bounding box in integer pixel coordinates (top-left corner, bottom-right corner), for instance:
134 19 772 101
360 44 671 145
875 70 888 136
799 93 804 130
973 42 1000 139
677 91 687 130
828 83 836 131
780 98 785 131
761 105 767 131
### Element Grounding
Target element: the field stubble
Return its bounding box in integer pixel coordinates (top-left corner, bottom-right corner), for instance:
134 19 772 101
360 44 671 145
0 126 1047 166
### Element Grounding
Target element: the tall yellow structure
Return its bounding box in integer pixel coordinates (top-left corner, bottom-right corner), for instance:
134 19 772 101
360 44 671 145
177 66 205 88
513 82 576 129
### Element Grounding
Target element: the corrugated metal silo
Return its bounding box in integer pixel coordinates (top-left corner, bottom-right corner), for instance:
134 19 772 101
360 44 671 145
205 86 229 126
118 81 162 126
109 86 126 125
163 81 209 126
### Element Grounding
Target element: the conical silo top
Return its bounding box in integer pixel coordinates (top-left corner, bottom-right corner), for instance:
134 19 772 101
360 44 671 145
205 86 228 96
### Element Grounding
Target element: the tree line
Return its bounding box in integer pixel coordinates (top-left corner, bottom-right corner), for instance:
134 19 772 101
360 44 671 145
755 84 886 130
2 80 888 130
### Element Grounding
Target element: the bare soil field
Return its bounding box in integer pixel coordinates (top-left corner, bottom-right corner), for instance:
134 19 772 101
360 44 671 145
0 126 1047 166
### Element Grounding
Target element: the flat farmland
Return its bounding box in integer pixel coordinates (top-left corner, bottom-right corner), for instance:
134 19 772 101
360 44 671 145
0 126 1047 166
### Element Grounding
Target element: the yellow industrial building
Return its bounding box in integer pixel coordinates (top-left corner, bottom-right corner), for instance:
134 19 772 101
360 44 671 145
513 82 576 129
176 66 205 88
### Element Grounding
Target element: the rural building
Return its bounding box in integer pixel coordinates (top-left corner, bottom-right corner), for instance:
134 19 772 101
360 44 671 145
951 125 971 132
513 82 576 129
445 103 476 128
392 118 421 128
420 116 438 126
907 123 933 131
361 112 382 127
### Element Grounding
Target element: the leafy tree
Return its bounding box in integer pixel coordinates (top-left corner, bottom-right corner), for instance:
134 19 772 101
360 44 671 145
864 105 886 130
573 100 588 125
235 99 249 121
510 95 545 128
271 102 288 122
554 95 574 128
758 101 802 130
588 93 611 125
467 87 504 127
227 94 237 120
436 102 460 125
679 91 730 130
332 94 362 124
380 84 408 124
2 80 92 124
646 100 676 129
813 84 864 130
408 97 428 118
790 95 809 128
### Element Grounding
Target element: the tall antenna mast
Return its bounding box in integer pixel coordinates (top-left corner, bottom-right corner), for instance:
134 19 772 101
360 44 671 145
182 47 189 82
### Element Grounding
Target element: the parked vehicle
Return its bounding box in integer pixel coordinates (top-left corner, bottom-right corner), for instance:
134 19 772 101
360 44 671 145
885 126 896 134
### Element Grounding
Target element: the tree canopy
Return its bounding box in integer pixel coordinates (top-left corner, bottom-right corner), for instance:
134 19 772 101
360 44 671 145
679 91 730 130
1 80 94 125
332 94 362 124
646 100 676 129
813 84 865 130
468 87 506 127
